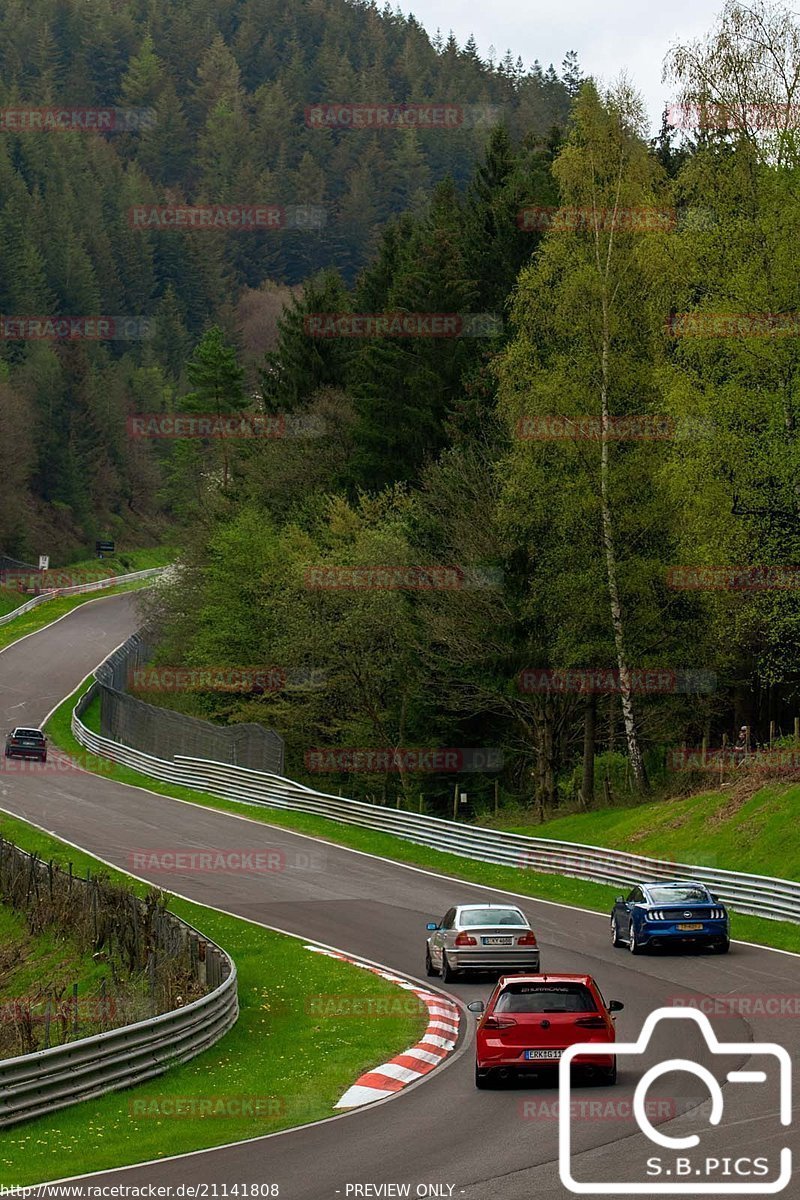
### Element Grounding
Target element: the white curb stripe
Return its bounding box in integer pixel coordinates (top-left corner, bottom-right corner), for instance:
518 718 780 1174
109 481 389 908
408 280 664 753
336 1084 397 1107
366 1063 423 1084
421 1032 456 1049
302 945 460 1109
399 1047 444 1067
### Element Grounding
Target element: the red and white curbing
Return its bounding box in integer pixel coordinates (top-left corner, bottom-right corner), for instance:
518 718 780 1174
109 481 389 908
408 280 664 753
304 944 460 1109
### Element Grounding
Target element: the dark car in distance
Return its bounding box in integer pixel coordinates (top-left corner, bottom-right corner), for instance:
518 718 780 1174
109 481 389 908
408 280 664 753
4 727 47 762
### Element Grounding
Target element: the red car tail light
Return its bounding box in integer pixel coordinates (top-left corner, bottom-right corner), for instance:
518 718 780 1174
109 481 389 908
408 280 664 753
454 932 478 946
517 932 537 945
574 1016 607 1028
483 1015 517 1030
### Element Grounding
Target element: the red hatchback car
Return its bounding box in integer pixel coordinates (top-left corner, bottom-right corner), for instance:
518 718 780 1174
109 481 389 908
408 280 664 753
469 973 623 1088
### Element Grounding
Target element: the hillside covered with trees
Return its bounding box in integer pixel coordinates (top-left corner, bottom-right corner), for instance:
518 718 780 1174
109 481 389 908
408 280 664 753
0 0 574 559
144 1 800 816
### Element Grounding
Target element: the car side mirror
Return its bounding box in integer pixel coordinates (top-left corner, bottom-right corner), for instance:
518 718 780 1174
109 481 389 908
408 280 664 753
467 1000 485 1014
710 894 720 903
426 922 438 931
608 1000 624 1012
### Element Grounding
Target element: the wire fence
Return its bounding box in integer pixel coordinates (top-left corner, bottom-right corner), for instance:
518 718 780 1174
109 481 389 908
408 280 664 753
0 837 228 1059
95 631 285 774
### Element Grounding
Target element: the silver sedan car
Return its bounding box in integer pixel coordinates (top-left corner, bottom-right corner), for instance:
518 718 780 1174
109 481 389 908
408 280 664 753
425 902 540 981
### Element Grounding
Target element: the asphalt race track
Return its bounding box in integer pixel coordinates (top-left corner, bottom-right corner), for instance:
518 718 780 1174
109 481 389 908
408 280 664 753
0 592 797 1199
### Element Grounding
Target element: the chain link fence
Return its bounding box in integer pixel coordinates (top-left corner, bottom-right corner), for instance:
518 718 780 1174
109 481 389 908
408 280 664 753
0 837 230 1059
95 631 285 774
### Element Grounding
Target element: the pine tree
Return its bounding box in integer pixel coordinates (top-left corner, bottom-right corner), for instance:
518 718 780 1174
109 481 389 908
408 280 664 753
183 326 247 489
261 270 354 411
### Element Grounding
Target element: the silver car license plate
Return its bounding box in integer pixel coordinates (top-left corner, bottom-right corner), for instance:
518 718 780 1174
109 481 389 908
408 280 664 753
482 936 513 945
525 1048 562 1060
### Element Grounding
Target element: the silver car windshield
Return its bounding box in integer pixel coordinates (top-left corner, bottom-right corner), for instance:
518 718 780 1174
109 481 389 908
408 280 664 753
460 907 525 927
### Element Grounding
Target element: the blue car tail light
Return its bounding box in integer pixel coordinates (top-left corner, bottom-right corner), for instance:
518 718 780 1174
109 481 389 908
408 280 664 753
645 907 726 921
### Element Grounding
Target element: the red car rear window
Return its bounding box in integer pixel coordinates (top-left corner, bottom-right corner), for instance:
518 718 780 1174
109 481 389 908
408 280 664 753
495 984 597 1014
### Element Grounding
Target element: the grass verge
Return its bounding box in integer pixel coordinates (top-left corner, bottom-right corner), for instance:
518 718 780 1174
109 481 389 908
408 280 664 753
59 547 177 576
0 544 175 649
46 681 800 956
483 783 800 882
0 810 428 1187
0 581 161 654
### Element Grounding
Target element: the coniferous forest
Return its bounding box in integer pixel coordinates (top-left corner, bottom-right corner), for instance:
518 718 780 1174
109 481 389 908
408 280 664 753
3 0 800 814
0 0 572 554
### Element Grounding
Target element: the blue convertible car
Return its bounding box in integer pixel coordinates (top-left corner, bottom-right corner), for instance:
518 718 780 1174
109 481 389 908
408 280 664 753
611 880 730 954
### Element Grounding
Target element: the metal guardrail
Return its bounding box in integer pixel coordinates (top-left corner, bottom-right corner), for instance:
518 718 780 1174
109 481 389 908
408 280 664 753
0 911 238 1129
0 567 168 628
71 682 800 925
